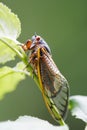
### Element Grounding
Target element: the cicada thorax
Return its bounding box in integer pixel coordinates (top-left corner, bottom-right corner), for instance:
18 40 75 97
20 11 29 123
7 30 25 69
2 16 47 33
28 46 42 75
29 50 38 73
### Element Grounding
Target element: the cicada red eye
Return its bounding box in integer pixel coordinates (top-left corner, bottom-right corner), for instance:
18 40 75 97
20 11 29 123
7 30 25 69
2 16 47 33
36 36 41 41
22 40 32 51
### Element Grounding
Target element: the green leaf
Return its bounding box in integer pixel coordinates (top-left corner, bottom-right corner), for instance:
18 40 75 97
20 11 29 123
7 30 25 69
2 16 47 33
69 95 87 123
0 37 24 64
0 3 22 64
0 116 69 130
85 125 87 130
0 62 26 99
0 2 21 39
14 62 30 76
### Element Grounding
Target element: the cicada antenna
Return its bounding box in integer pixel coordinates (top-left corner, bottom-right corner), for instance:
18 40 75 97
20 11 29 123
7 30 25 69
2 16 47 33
34 32 37 37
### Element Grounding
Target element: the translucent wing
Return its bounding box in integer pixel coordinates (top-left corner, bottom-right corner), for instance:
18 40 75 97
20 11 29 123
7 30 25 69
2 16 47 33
37 47 69 124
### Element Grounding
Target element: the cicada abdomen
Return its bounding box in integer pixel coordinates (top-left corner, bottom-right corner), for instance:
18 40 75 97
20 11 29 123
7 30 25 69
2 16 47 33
22 34 69 125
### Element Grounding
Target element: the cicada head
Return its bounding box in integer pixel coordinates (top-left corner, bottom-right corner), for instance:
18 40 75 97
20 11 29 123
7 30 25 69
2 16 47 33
31 34 51 54
22 34 51 54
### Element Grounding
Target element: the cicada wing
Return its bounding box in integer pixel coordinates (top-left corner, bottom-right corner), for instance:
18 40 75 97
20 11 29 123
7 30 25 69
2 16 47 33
37 48 69 123
51 76 69 119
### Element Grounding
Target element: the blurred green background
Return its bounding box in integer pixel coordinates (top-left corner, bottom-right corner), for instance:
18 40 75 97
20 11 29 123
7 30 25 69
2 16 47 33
0 0 87 130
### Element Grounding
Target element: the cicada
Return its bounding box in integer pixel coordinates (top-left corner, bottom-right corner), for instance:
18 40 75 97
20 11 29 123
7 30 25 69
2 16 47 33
22 34 69 125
